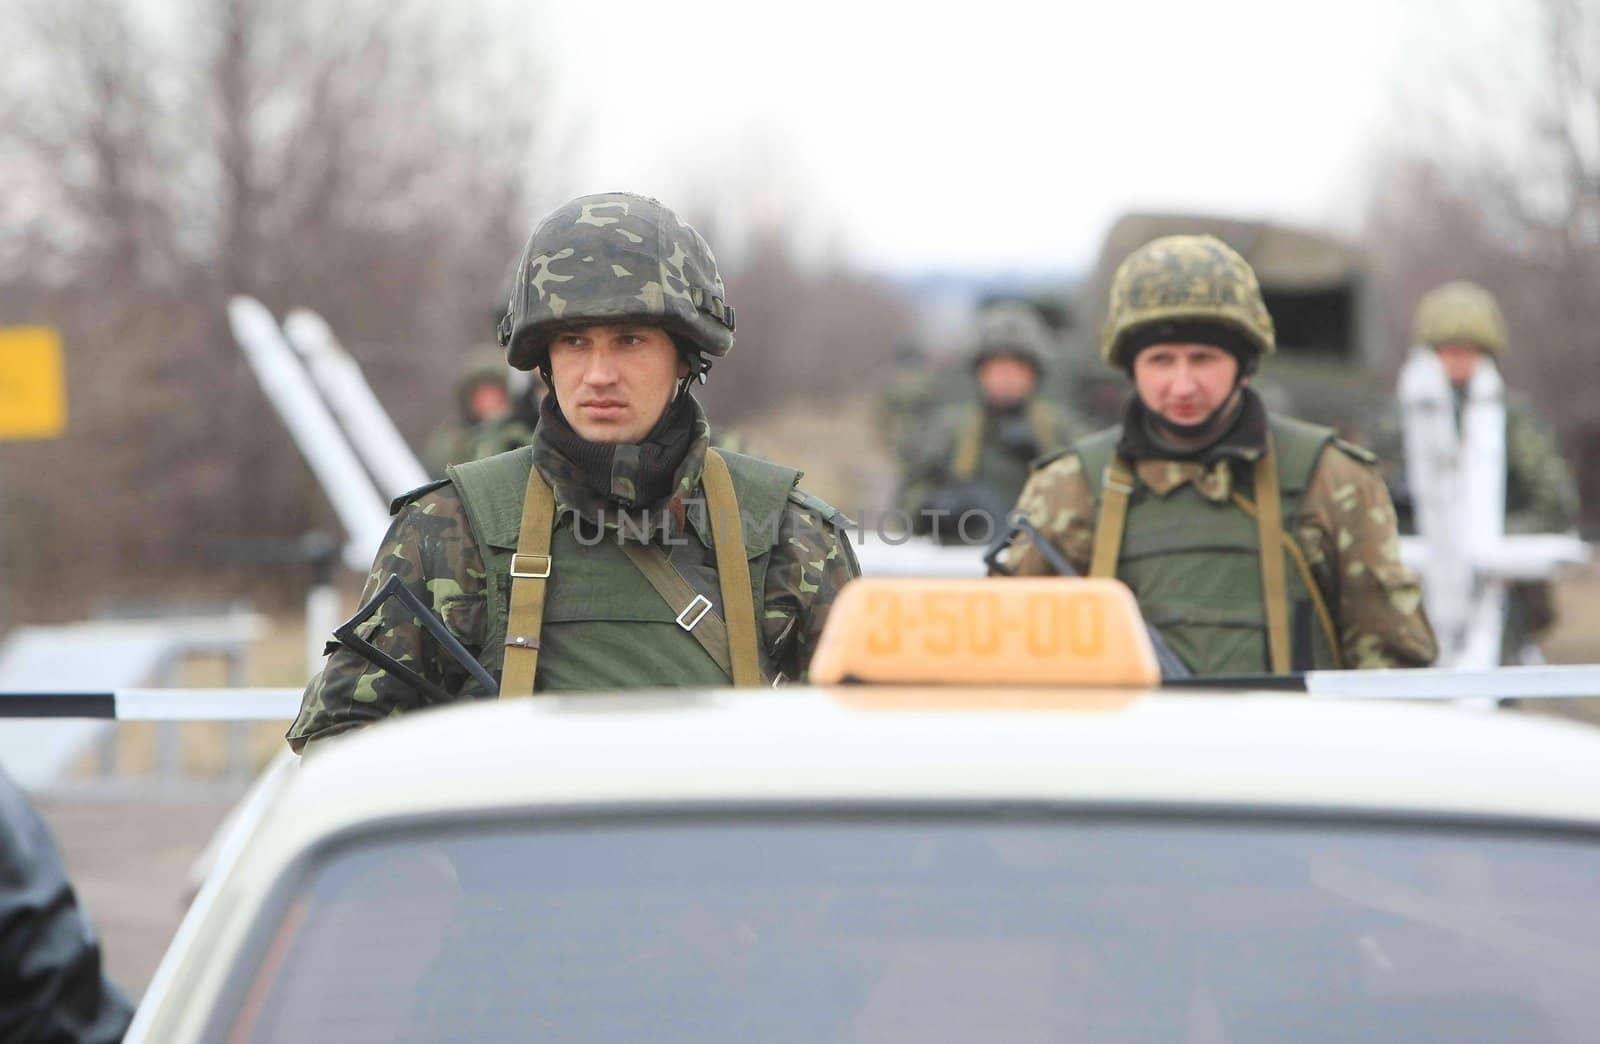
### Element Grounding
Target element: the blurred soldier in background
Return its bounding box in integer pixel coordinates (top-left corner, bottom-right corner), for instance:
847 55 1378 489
900 303 1085 543
1402 281 1580 659
0 768 133 1043
290 192 858 750
997 235 1436 675
875 337 939 465
422 348 537 476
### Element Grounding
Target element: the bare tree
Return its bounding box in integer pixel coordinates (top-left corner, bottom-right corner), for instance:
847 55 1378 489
0 0 543 619
0 0 915 620
0 0 180 286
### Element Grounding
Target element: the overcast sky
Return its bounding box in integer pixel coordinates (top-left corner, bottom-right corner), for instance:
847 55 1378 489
529 1 1474 274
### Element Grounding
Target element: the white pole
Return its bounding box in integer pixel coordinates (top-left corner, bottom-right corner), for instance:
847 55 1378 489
1399 346 1471 663
1302 664 1600 702
228 297 390 571
282 310 429 501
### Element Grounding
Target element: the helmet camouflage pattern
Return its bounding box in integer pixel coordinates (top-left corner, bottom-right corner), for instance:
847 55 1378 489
499 192 736 372
1101 234 1275 370
1411 280 1507 357
971 301 1054 373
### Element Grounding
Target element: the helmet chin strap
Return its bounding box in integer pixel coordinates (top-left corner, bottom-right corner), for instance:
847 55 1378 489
677 350 710 396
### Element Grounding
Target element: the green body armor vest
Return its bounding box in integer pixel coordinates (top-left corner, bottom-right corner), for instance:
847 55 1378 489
1076 416 1338 675
445 446 800 692
950 401 1060 507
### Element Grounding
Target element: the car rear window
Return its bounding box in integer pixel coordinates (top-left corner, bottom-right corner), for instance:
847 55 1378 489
227 813 1600 1043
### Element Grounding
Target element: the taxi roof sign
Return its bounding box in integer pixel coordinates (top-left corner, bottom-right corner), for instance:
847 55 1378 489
809 578 1161 688
0 326 66 440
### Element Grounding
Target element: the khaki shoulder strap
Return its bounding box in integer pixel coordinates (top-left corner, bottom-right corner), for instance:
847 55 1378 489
619 450 769 686
950 407 984 481
1252 445 1292 674
499 465 555 697
702 450 763 687
619 543 736 680
1229 489 1342 669
1026 400 1055 452
1089 456 1136 578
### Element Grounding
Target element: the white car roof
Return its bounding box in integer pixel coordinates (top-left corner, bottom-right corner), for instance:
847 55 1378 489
132 687 1600 1044
274 688 1600 845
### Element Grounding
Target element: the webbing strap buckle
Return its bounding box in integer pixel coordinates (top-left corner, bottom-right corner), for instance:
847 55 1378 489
676 594 713 632
510 553 551 579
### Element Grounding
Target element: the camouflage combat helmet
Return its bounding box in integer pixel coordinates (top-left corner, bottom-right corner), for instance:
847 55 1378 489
1101 234 1275 372
1411 280 1506 357
498 191 736 373
971 301 1054 373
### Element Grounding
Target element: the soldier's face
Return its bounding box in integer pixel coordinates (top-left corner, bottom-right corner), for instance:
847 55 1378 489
547 324 689 443
1434 342 1482 386
1132 343 1241 426
976 355 1038 408
468 382 510 422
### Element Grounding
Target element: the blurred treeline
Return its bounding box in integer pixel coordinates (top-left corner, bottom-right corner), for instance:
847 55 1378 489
0 0 907 623
2 0 1596 628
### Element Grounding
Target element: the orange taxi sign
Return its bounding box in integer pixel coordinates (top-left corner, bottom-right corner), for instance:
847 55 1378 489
0 326 67 440
809 578 1160 688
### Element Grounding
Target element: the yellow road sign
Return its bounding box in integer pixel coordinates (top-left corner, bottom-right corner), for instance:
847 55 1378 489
0 326 66 440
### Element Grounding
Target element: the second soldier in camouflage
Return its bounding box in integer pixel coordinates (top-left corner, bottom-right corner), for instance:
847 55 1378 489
997 234 1437 675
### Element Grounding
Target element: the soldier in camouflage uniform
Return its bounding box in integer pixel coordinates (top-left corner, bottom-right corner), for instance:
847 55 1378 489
289 192 859 751
1404 281 1579 658
421 348 537 476
996 235 1436 675
900 303 1086 543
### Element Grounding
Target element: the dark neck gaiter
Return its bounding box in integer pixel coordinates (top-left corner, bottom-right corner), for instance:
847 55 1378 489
984 398 1028 419
537 388 698 508
1119 386 1270 465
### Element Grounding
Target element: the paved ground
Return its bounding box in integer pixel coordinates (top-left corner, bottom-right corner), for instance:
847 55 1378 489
36 795 237 1001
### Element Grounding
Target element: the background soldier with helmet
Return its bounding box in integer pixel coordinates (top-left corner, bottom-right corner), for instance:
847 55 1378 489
996 234 1437 675
1405 281 1579 538
289 192 859 751
421 347 538 476
1383 280 1581 661
899 302 1086 543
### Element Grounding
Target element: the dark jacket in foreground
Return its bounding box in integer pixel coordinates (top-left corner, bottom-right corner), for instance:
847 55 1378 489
0 768 133 1043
